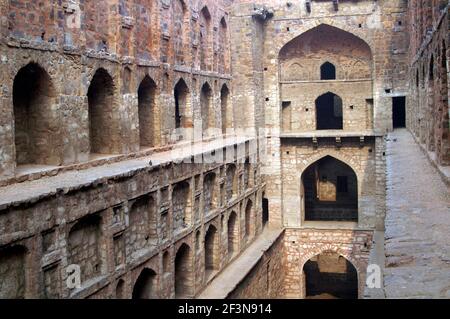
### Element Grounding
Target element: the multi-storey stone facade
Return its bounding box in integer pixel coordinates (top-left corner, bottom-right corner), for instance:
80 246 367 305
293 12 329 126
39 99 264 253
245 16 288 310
0 0 447 299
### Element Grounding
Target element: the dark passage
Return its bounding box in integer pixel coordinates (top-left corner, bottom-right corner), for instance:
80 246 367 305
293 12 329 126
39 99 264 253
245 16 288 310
302 156 358 222
262 198 269 227
392 96 406 129
304 251 358 299
316 92 343 130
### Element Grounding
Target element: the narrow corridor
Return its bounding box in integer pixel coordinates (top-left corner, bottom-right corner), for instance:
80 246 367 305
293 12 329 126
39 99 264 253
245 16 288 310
384 129 450 298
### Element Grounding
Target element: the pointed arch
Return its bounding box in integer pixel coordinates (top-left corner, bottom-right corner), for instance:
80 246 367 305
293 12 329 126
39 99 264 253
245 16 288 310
219 16 230 73
227 211 238 258
220 84 232 134
138 75 158 148
172 0 187 66
199 6 212 71
174 243 192 298
200 82 214 133
303 251 358 299
204 224 219 280
244 200 254 242
279 24 372 81
320 62 336 80
132 268 158 299
174 78 192 132
301 155 358 222
13 62 60 166
88 68 117 155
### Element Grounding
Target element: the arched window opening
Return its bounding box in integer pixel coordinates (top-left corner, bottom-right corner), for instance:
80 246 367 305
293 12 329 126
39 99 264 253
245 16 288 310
320 62 336 80
316 92 343 130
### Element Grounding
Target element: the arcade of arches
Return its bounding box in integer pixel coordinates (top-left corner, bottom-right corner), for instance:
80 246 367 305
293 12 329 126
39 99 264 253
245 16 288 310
0 0 449 300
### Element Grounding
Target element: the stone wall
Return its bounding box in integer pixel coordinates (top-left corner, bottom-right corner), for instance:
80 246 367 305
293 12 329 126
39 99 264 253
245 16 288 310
283 228 373 299
0 0 237 180
406 2 449 168
227 231 286 299
0 140 265 299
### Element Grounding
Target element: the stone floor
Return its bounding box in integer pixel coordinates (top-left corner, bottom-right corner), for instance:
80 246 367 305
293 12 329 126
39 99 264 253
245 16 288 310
384 129 450 298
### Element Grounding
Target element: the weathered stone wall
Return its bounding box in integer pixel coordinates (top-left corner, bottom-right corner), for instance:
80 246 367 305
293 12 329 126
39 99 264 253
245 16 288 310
0 141 265 299
0 0 236 180
227 231 286 299
283 228 373 299
406 2 449 167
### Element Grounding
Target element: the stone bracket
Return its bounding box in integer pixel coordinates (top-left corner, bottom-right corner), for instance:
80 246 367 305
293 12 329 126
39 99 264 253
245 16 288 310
359 136 365 148
312 137 318 149
335 137 342 149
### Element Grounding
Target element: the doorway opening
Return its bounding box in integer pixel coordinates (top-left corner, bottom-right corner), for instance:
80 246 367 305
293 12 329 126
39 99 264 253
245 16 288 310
392 96 406 129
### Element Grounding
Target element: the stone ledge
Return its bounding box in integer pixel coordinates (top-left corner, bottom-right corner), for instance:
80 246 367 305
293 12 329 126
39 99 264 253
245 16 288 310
279 130 381 139
0 135 253 209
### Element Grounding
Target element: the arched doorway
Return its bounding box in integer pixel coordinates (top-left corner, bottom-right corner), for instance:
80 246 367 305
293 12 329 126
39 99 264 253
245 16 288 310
244 200 253 242
87 68 116 155
227 212 238 259
200 82 214 134
137 76 157 148
204 225 218 280
132 268 157 299
303 251 358 299
174 78 190 131
301 156 358 222
13 63 59 166
174 243 192 298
